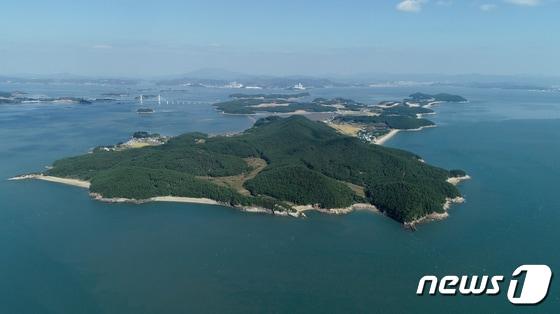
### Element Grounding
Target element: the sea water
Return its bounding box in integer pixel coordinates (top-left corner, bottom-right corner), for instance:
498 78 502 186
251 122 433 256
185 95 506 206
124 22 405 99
0 84 558 313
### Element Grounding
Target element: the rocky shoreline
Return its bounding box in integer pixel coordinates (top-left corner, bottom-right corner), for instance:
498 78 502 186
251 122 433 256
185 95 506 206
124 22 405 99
9 172 469 228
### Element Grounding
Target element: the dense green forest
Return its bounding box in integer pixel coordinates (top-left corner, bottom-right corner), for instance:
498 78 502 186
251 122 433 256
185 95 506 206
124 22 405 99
215 99 336 114
408 93 467 102
46 115 464 223
244 165 358 208
334 115 435 130
214 94 365 114
382 104 434 117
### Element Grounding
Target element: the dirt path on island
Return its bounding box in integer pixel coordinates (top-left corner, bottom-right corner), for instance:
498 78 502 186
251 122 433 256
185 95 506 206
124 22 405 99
197 157 267 195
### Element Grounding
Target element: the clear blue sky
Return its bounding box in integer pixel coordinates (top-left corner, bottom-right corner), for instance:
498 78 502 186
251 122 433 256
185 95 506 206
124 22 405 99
0 0 558 77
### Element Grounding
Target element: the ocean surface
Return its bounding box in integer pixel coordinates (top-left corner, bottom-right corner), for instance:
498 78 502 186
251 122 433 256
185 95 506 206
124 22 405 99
1 84 559 313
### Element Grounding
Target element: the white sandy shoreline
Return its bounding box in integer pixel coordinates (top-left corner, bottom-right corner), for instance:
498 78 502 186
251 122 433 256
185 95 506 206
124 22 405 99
10 171 470 227
9 174 379 218
150 196 220 205
373 125 437 145
9 174 91 188
373 129 399 145
447 175 471 186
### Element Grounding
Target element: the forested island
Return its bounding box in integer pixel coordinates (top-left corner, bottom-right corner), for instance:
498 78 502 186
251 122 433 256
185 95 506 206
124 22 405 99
214 93 366 114
408 92 467 102
213 92 467 144
14 115 468 225
0 90 96 105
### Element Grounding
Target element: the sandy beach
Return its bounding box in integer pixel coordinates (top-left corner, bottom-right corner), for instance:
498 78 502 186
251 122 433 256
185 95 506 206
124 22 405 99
10 174 379 218
9 174 91 188
10 175 225 206
375 125 437 145
374 129 399 145
90 193 229 207
447 175 471 185
151 196 220 205
10 173 459 225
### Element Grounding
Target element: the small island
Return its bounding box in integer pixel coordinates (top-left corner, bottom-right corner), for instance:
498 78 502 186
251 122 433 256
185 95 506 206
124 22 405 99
137 108 155 114
0 91 92 105
213 92 467 145
214 93 366 115
408 92 467 102
12 115 469 227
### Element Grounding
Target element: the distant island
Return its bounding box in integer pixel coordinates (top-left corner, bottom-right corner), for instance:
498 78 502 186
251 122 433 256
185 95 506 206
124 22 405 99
0 90 126 105
408 92 467 102
0 91 92 105
214 92 467 145
213 93 365 115
229 92 310 99
12 115 469 227
137 108 155 114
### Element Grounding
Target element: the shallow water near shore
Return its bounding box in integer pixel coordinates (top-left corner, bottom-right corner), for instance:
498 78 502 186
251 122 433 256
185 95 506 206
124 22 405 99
1 84 559 313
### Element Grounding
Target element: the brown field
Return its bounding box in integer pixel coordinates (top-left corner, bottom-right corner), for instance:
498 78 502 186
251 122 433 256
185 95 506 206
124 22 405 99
328 122 362 136
199 156 366 199
197 157 267 195
126 142 153 149
342 181 366 198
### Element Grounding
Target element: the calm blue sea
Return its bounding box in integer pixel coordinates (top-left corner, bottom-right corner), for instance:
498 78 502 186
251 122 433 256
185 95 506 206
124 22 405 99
0 84 559 313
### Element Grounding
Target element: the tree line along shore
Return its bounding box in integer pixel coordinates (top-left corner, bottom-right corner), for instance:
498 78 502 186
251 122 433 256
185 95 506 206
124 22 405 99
11 110 470 226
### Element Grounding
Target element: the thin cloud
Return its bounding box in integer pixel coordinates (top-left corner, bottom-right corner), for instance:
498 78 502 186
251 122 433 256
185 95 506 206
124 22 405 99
396 0 426 12
504 0 541 6
92 44 113 49
480 3 498 11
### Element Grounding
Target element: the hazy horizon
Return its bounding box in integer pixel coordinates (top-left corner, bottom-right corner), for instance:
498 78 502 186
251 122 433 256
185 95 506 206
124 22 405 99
1 0 559 77
2 69 560 84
